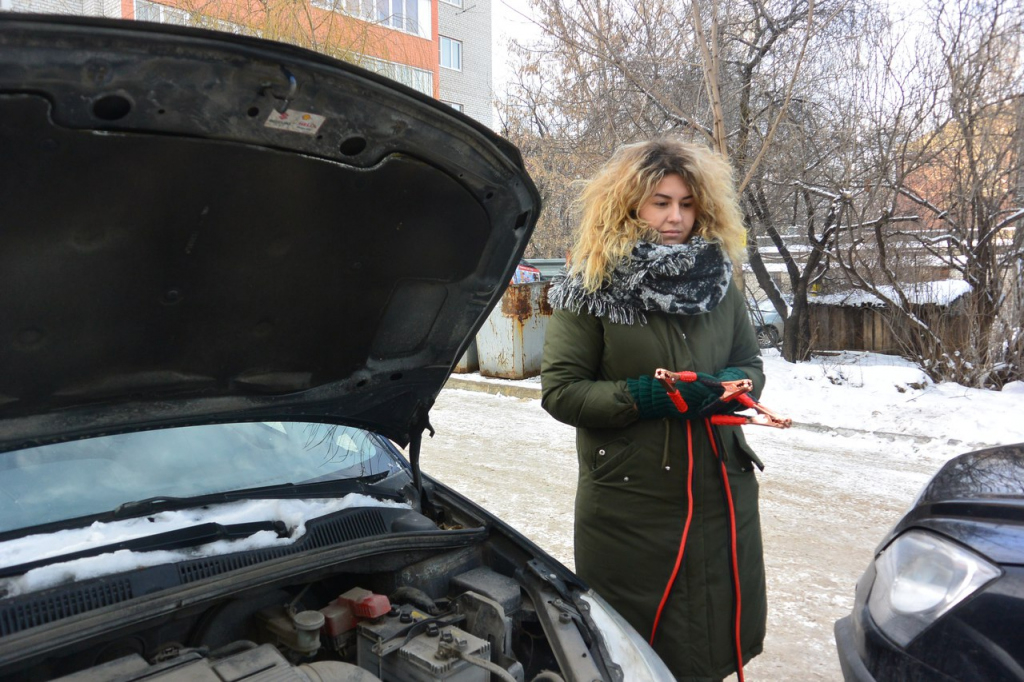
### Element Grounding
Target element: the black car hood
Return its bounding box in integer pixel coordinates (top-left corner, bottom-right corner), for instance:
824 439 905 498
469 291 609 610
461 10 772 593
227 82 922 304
0 14 539 452
889 444 1024 565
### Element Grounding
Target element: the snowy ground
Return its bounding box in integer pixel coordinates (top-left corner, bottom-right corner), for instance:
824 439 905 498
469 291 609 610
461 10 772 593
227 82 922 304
421 351 1022 681
0 350 1017 679
448 349 1022 449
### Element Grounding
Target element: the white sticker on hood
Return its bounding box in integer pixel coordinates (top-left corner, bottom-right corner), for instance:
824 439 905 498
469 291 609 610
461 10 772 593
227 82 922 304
264 109 326 135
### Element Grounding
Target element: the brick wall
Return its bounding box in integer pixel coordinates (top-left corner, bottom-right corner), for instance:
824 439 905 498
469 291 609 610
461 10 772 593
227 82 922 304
437 0 492 128
4 0 120 16
6 0 82 13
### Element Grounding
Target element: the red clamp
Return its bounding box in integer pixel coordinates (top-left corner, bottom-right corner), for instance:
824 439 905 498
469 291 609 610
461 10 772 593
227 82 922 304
714 391 792 429
654 368 792 429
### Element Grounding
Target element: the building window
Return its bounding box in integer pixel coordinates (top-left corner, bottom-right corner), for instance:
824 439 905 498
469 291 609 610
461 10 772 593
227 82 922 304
360 55 433 96
440 36 462 71
441 100 464 112
440 0 462 6
135 0 188 25
312 0 430 39
135 0 251 33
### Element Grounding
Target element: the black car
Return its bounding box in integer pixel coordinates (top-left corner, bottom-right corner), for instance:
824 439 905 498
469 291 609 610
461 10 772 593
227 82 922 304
0 14 674 681
835 443 1024 681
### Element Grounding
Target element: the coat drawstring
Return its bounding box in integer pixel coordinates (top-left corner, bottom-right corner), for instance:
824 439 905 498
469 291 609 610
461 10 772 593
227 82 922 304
649 420 746 682
660 419 672 470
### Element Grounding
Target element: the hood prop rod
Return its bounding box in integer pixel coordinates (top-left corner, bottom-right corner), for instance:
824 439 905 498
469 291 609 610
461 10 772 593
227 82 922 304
408 407 437 520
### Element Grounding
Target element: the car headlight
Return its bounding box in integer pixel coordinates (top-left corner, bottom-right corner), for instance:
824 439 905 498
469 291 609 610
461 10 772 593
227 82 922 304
579 591 676 681
867 529 1001 646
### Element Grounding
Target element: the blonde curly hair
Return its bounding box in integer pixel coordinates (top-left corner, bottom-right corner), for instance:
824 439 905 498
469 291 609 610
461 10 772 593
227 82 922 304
567 137 747 292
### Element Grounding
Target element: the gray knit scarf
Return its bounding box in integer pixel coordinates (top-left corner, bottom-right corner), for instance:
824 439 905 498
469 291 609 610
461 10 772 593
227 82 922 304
548 237 732 325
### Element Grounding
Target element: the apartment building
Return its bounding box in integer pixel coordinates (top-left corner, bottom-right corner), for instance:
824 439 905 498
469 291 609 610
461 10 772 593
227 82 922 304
2 0 495 128
437 0 491 128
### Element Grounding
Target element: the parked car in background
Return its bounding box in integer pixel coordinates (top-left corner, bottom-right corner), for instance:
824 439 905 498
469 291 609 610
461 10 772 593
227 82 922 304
748 299 786 348
522 258 568 281
511 260 543 284
835 443 1024 681
0 14 674 682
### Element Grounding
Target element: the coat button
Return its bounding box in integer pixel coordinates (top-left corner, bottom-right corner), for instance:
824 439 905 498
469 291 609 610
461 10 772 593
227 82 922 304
598 449 606 456
623 476 630 482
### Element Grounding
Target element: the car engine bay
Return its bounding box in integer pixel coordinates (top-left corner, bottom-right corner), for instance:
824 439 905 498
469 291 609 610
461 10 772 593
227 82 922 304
53 568 544 681
1 505 615 682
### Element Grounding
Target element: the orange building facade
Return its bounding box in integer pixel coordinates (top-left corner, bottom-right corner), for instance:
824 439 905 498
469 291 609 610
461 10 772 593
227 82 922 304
120 0 440 98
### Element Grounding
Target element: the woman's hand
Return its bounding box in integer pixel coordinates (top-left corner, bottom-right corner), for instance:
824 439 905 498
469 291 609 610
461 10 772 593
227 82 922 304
626 374 718 419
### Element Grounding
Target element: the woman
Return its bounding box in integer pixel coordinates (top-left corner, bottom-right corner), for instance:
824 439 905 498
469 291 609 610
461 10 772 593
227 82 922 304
540 138 766 682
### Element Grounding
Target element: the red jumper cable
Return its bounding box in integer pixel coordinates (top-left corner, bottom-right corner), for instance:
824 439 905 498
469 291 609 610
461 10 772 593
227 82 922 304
648 368 791 682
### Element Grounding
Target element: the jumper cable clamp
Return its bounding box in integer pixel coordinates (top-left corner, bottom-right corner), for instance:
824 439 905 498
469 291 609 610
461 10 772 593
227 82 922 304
654 368 792 429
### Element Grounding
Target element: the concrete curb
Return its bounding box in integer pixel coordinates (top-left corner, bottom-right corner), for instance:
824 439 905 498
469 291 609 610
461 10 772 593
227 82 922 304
442 376 989 448
443 376 542 400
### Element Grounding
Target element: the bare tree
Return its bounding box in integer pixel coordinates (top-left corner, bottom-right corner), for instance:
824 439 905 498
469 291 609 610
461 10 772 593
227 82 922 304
826 0 1024 386
501 0 883 362
503 0 1022 386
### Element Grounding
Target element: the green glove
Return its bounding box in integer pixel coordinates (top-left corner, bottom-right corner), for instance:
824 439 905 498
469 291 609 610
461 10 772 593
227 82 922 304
626 375 718 420
697 367 750 417
715 367 747 383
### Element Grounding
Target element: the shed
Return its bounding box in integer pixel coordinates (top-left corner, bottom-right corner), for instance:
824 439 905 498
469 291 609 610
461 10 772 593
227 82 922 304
809 280 972 354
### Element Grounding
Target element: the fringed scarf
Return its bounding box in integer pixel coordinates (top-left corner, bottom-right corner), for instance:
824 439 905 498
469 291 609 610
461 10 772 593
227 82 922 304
548 237 732 325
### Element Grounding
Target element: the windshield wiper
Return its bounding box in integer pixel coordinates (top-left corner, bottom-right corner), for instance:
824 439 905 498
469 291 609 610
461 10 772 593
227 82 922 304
111 472 397 520
0 520 289 579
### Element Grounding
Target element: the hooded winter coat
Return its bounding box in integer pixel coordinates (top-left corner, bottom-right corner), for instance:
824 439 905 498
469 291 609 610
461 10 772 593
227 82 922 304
540 282 767 682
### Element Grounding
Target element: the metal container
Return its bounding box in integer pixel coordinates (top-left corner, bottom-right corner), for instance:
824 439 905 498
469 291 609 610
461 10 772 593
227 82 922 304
476 281 552 379
452 339 479 373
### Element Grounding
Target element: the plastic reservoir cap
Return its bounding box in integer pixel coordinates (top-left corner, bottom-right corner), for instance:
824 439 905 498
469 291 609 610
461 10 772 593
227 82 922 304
351 592 391 619
320 588 392 636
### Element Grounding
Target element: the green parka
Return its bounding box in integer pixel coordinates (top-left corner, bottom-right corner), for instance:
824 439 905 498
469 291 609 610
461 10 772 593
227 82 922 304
540 283 766 682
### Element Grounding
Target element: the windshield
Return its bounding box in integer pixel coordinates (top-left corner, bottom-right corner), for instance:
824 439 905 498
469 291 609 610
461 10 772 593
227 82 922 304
0 422 406 534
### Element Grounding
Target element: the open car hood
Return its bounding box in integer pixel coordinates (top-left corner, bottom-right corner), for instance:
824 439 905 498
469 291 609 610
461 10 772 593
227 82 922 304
0 14 539 451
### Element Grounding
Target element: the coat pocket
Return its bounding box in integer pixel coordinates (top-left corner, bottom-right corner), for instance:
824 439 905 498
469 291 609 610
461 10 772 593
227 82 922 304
585 436 639 482
724 427 764 473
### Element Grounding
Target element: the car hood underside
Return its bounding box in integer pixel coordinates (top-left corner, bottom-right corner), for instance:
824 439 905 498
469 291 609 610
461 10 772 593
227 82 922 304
0 14 539 452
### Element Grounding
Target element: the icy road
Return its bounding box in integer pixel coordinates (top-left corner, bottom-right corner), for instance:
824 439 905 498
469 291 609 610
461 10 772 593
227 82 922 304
417 386 962 682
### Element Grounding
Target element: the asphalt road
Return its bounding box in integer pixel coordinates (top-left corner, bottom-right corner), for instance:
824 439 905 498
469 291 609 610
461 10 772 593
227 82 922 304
417 387 944 681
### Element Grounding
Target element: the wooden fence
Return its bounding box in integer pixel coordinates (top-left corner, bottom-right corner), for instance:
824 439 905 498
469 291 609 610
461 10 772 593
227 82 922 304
808 301 971 355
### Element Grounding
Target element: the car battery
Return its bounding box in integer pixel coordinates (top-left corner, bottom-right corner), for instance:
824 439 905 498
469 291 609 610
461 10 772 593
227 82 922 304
357 611 490 682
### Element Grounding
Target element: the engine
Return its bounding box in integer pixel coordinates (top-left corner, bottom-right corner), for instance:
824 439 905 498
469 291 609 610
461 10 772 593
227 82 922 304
47 564 562 682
